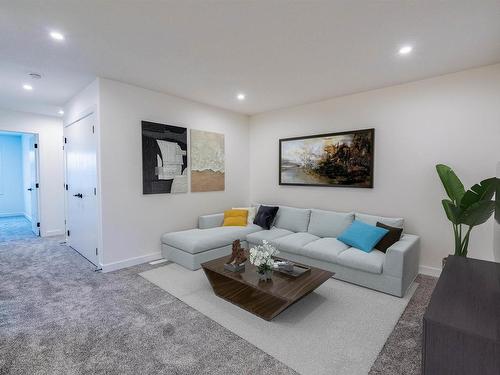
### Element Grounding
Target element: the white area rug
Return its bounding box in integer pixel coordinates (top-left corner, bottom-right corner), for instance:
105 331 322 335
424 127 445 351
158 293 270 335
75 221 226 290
140 264 416 375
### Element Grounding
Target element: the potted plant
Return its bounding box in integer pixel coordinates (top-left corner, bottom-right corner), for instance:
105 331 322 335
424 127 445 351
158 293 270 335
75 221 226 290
436 164 497 266
249 240 279 281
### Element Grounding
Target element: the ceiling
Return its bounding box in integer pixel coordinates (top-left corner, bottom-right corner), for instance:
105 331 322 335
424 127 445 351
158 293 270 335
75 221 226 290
1 1 500 117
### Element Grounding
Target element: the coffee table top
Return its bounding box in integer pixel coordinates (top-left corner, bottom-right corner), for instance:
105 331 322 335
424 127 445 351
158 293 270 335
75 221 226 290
201 254 334 302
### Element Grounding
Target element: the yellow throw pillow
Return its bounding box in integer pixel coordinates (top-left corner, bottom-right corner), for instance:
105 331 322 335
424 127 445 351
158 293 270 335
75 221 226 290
223 209 248 226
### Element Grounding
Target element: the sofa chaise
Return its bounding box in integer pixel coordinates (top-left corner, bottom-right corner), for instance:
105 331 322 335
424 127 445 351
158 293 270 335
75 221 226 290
161 206 420 297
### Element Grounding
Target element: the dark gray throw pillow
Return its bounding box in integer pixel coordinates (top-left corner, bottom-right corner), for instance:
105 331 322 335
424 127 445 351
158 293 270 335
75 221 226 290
253 205 279 230
375 222 403 252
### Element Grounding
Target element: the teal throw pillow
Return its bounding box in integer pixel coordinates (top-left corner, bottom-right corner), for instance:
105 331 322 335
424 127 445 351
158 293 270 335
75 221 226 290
338 220 389 252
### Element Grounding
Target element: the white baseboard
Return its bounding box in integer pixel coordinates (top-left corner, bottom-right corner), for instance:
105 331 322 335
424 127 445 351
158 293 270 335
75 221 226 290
100 252 163 273
419 265 442 277
149 258 168 265
43 229 65 237
0 212 25 218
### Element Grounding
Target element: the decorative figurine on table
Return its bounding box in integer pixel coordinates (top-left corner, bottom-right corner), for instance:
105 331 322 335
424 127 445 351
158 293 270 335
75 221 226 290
224 240 247 272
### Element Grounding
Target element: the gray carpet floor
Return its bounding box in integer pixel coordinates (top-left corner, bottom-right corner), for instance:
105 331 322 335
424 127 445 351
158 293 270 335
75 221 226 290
0 216 36 242
369 274 436 375
0 234 437 375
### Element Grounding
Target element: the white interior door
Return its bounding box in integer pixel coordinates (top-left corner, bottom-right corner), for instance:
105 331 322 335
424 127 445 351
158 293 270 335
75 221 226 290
65 113 98 265
28 135 39 235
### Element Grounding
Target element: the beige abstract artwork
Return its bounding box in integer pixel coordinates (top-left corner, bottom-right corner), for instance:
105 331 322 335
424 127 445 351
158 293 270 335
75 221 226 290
190 129 225 192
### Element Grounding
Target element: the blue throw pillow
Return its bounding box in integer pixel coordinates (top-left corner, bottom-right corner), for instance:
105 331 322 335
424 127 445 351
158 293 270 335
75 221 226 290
338 220 389 252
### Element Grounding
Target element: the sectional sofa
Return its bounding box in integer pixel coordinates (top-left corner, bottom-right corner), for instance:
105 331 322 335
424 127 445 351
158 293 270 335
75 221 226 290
161 205 420 297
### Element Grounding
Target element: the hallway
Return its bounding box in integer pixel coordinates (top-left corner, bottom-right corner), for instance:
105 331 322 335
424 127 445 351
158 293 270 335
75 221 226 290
0 216 36 242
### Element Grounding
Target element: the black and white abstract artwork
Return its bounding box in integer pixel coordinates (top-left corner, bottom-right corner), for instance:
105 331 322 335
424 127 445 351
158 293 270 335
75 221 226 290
142 121 188 194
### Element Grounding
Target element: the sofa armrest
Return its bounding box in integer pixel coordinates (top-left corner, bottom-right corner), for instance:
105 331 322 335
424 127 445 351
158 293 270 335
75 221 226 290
384 234 420 285
198 213 224 229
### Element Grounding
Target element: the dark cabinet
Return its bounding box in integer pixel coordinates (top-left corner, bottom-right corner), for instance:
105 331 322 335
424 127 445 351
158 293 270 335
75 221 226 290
422 256 500 374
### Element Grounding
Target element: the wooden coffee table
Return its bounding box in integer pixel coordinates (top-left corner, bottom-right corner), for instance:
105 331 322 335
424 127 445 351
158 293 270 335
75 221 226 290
201 255 334 321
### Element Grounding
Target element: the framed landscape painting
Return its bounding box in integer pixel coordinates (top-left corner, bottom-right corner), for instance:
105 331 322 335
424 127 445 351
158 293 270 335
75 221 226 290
142 121 188 194
279 128 374 188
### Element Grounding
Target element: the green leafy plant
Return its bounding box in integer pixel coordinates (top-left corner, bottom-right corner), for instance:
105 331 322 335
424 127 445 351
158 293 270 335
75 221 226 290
436 164 497 257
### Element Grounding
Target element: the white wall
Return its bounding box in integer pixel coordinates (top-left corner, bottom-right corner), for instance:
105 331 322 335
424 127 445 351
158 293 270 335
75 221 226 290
0 109 64 236
249 64 500 272
64 80 100 126
98 79 250 270
0 134 24 216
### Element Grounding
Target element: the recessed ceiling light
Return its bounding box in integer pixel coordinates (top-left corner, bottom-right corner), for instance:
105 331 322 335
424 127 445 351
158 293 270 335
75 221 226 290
50 31 65 41
23 84 33 91
237 93 246 101
58 110 64 115
398 45 413 55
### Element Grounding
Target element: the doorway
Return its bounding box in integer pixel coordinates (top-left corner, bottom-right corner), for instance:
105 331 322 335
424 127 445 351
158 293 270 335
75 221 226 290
0 131 40 242
64 113 98 266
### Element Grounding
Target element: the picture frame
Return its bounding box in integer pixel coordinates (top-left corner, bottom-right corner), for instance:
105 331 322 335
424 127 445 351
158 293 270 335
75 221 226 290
141 121 188 194
279 128 374 188
190 129 225 192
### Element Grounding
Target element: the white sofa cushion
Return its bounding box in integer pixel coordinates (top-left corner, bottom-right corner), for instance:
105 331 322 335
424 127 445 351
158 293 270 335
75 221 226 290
161 225 261 254
307 209 354 238
336 247 386 274
271 232 319 255
302 237 350 263
233 206 257 225
246 227 292 245
355 212 404 229
274 206 311 233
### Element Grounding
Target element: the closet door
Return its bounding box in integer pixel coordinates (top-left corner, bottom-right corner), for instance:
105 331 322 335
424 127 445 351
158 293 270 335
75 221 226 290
65 113 98 265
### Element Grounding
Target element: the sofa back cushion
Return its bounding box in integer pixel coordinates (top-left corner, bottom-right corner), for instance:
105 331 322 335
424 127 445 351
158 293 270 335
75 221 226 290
307 209 354 238
274 206 311 233
355 212 404 229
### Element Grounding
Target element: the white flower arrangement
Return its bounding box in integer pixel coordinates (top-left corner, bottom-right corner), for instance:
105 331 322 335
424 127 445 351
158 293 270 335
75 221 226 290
249 240 279 274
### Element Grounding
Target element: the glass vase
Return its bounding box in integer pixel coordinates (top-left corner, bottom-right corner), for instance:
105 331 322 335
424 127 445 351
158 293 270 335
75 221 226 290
258 269 272 282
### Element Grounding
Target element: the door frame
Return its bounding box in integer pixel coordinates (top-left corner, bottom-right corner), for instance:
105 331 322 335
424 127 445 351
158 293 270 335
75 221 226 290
0 129 41 235
29 133 41 235
64 106 102 268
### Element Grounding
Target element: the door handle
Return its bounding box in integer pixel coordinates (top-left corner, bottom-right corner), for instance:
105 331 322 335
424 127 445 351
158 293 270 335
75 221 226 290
73 193 83 198
27 188 33 191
